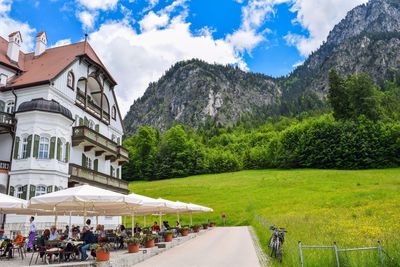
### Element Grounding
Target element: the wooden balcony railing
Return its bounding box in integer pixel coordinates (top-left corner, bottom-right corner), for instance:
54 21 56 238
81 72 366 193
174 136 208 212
117 146 129 160
0 161 10 171
72 126 119 156
69 164 128 193
0 112 16 126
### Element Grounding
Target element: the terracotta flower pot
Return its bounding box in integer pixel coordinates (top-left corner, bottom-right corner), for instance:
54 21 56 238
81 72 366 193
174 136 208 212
145 239 155 248
128 243 140 253
193 227 200 233
164 233 173 242
210 223 216 227
96 250 110 262
203 225 208 230
181 229 189 236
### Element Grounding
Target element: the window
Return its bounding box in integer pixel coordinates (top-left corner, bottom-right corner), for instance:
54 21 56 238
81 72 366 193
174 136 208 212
87 157 92 169
36 185 46 196
111 106 116 120
6 101 14 114
38 137 50 159
21 137 28 159
110 166 116 177
67 71 74 89
16 186 23 199
88 120 95 130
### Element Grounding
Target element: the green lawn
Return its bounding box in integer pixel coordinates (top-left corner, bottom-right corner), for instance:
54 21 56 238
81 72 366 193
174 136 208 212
128 169 400 267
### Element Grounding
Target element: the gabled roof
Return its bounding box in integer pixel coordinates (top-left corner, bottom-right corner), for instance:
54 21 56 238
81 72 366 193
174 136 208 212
0 36 116 91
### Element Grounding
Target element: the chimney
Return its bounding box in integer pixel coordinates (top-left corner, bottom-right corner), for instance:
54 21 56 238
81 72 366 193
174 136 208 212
34 31 47 57
7 31 22 63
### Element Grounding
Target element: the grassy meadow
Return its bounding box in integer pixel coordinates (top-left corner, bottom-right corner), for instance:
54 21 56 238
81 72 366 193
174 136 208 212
128 169 400 267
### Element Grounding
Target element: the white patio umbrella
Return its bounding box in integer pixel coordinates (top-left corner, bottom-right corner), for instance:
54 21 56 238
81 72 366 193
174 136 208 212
186 203 213 225
0 193 27 213
29 185 142 235
157 198 187 225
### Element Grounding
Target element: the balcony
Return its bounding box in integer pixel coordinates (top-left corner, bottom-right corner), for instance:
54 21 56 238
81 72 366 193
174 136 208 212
76 89 110 124
72 126 118 158
117 146 129 165
0 112 16 134
0 161 10 172
69 164 128 194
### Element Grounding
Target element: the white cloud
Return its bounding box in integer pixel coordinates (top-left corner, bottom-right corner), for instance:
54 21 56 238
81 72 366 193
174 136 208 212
78 10 98 30
286 0 368 56
0 0 35 51
51 38 72 48
77 0 118 11
139 11 169 32
88 19 244 116
227 0 286 54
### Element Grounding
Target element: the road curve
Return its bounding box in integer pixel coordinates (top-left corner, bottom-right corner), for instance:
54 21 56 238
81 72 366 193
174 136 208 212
134 226 262 267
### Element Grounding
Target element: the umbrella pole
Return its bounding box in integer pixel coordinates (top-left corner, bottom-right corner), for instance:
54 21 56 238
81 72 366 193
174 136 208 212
96 215 99 226
159 212 162 227
131 213 135 233
177 211 180 223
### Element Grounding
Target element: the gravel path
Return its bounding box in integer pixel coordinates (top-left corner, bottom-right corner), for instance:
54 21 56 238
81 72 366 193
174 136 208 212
134 226 262 267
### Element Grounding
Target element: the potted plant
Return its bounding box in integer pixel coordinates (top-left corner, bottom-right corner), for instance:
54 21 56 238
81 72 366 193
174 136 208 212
91 243 112 262
192 224 201 233
180 226 190 236
142 234 157 248
202 223 209 230
210 222 216 227
163 230 173 242
125 237 141 253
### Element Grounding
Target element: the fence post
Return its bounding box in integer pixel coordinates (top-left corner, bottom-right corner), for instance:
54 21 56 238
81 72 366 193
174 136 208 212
298 241 304 267
377 240 384 267
333 241 340 267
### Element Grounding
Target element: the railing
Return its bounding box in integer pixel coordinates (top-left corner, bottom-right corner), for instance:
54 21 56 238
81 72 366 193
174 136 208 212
76 89 85 106
69 164 128 192
102 112 110 124
0 161 10 171
72 126 118 154
0 111 16 126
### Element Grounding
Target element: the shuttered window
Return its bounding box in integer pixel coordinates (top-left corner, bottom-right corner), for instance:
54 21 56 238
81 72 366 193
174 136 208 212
29 185 36 199
65 142 70 162
33 135 40 158
49 137 56 159
13 136 20 159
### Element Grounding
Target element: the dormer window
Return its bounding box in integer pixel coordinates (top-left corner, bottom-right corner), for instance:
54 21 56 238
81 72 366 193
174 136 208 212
67 71 74 90
111 105 116 120
0 73 8 85
6 101 14 114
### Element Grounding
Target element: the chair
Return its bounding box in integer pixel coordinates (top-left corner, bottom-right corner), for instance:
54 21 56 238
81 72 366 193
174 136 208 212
11 237 26 260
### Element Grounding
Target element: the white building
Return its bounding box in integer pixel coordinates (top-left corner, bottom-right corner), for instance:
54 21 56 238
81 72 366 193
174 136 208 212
0 31 129 234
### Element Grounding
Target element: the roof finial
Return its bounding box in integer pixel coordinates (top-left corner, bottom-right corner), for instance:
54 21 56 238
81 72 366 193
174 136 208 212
84 33 88 53
84 33 88 42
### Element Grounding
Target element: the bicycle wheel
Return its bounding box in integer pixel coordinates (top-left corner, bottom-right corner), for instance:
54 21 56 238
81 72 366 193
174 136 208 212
277 245 283 262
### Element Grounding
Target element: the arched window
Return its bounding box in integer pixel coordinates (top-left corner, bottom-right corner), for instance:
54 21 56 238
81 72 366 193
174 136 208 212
88 120 95 130
38 137 50 159
67 71 75 90
111 105 116 120
36 185 46 196
6 101 14 113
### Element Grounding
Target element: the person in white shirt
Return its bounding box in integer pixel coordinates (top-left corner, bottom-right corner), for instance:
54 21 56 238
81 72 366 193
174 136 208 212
27 216 36 251
49 225 59 241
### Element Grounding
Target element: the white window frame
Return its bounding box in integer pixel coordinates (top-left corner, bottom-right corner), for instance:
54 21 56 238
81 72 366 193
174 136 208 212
38 137 50 159
36 185 46 196
67 71 74 89
6 101 14 113
20 136 28 159
89 120 95 130
16 185 23 199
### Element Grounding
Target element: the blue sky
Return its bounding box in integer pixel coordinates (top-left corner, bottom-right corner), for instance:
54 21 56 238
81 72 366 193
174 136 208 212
2 0 368 114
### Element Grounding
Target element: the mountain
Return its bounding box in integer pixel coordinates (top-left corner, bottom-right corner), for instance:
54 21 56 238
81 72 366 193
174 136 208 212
124 0 400 135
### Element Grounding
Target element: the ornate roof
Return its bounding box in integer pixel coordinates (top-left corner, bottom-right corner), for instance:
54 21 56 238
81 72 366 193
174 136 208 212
17 98 73 120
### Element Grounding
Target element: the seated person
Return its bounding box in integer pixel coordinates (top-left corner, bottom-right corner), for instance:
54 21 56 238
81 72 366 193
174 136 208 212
62 225 69 240
96 224 106 242
151 222 160 232
133 223 142 234
0 229 8 241
1 231 25 258
161 221 170 232
176 221 181 229
49 225 59 241
39 229 50 258
71 227 80 241
0 229 11 258
79 226 96 261
116 225 127 249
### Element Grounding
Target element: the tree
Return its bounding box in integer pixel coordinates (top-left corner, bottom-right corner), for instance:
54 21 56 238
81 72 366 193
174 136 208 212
328 70 351 120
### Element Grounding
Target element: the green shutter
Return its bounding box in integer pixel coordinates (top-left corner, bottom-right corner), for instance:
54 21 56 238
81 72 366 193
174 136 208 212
94 159 98 171
110 166 114 176
21 185 28 200
9 186 14 196
33 135 40 158
116 168 120 179
13 136 20 159
26 135 32 158
84 117 89 126
29 185 36 199
49 137 56 159
95 124 99 132
65 142 70 162
79 117 84 126
47 186 53 193
82 154 87 168
54 186 59 192
56 138 62 161
0 100 4 112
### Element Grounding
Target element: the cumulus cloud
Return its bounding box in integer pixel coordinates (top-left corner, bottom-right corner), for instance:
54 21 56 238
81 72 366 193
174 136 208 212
88 19 244 116
0 0 35 51
77 0 118 11
139 11 169 32
285 0 368 56
51 38 72 48
227 0 286 54
78 10 98 30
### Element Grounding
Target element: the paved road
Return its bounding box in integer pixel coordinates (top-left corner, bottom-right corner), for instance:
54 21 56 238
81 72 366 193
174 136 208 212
134 226 262 267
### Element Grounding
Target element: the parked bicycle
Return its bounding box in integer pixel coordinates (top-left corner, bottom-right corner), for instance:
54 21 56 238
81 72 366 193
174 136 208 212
268 225 287 262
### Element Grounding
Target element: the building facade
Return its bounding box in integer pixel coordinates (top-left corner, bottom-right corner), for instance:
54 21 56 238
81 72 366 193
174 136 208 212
0 31 129 233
